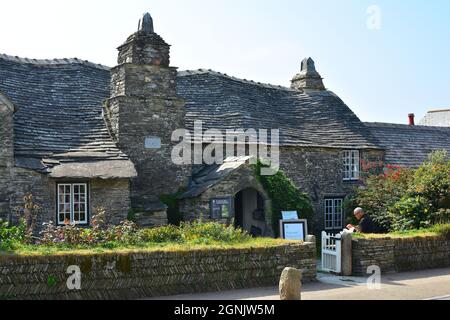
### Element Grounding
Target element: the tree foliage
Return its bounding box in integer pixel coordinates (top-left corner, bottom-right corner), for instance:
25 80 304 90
347 150 450 232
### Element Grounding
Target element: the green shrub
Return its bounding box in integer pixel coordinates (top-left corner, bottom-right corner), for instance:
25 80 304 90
181 221 250 243
29 218 250 249
127 209 137 223
391 196 429 231
348 150 449 232
0 219 28 250
253 161 314 236
140 225 182 243
408 151 450 215
345 165 412 232
431 208 450 225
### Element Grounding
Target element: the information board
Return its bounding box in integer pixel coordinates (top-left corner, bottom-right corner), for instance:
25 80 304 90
210 198 233 219
280 219 308 241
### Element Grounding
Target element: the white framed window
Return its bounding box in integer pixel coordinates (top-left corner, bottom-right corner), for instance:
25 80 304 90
343 150 360 181
324 198 343 230
57 183 88 225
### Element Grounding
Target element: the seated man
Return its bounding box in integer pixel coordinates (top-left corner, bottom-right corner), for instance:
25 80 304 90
346 207 377 234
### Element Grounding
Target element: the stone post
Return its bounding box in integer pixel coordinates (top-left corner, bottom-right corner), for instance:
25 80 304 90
341 231 353 276
279 267 302 300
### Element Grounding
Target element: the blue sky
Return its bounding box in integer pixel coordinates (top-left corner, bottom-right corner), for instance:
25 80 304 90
2 0 450 123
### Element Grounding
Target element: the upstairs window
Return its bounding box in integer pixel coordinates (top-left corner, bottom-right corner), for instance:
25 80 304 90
343 150 360 181
57 183 88 225
324 198 343 230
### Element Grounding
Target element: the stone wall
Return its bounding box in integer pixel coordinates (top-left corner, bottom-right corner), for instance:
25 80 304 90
0 95 14 221
9 168 54 227
279 147 384 232
90 179 131 225
352 236 450 276
9 170 130 231
0 242 316 300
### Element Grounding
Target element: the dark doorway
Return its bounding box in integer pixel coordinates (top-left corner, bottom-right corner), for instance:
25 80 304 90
234 191 244 229
234 188 266 236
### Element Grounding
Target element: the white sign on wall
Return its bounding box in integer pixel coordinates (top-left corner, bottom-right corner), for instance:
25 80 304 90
145 137 162 149
281 211 299 220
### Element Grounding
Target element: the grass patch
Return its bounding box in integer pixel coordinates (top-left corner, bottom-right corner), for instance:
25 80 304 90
0 238 296 257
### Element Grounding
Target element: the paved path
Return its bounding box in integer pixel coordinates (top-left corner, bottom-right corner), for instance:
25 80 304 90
149 268 450 300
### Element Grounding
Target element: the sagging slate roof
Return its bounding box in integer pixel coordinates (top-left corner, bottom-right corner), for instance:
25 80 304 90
365 122 450 167
180 156 253 199
0 54 136 177
177 70 381 149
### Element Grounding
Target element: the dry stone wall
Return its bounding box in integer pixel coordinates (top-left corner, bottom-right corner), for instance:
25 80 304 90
0 242 316 300
352 236 450 276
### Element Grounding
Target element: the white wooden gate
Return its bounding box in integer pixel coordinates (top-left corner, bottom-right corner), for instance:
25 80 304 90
321 231 342 273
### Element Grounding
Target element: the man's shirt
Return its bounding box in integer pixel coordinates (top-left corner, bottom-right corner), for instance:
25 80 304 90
358 215 377 233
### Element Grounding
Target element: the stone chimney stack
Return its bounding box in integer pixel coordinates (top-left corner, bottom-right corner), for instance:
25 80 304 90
104 13 188 219
291 57 325 91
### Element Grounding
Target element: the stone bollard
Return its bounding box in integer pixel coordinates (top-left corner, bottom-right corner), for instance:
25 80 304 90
341 230 353 276
279 267 302 300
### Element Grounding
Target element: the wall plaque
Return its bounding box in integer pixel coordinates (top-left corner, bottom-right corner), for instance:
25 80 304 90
145 137 162 149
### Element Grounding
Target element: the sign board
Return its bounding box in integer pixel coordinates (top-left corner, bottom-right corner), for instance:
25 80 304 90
280 219 308 241
282 211 299 220
210 197 233 219
145 137 162 149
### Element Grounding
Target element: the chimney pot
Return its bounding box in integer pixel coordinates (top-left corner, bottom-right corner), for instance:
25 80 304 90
408 113 415 126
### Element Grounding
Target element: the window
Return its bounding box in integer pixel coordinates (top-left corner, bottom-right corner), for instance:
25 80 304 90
57 183 88 225
343 150 360 181
324 198 343 230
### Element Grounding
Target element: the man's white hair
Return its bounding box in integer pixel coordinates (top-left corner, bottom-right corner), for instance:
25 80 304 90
354 207 365 215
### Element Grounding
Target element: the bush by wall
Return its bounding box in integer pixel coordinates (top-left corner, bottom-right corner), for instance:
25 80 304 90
253 161 314 236
346 150 450 232
1 214 254 252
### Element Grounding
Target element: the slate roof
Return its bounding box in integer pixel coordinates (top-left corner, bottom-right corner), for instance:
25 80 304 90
0 54 135 177
4 53 447 177
177 70 382 149
180 156 253 199
364 122 450 167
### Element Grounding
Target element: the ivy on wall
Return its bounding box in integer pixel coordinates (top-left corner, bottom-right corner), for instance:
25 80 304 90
253 162 314 236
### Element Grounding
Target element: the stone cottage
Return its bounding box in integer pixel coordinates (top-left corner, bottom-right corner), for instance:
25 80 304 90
1 13 449 235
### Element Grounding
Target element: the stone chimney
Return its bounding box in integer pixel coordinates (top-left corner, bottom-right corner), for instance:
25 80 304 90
104 13 188 215
408 113 415 126
291 57 325 91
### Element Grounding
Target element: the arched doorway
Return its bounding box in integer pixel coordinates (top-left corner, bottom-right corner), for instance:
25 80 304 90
234 188 267 236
